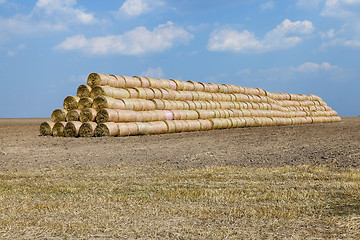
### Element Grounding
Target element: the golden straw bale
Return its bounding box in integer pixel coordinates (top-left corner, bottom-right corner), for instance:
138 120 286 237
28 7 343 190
79 122 98 137
63 96 80 111
77 84 92 98
80 108 97 122
87 73 110 88
39 121 55 136
96 108 119 123
52 122 67 137
64 121 82 137
95 122 119 137
51 109 68 122
66 109 81 121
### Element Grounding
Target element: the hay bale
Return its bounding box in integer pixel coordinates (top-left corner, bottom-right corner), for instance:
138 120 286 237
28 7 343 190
39 121 55 136
93 96 126 110
51 109 68 123
63 96 80 111
95 122 119 137
52 122 67 137
79 122 98 137
90 86 114 99
66 109 81 121
96 108 119 123
87 73 110 88
64 121 82 137
77 84 92 98
80 108 97 122
78 97 93 110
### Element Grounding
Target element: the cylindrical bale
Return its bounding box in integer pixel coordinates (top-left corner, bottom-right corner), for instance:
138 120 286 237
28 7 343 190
186 110 200 120
190 91 200 101
198 119 212 131
39 121 55 136
79 122 97 138
52 122 67 137
123 75 141 88
236 117 247 127
168 79 177 90
80 108 97 122
78 97 93 110
244 117 256 127
207 83 219 93
186 120 201 131
159 88 170 100
164 120 176 133
151 88 162 99
210 118 222 129
196 109 211 119
159 79 171 89
183 81 195 91
121 99 135 110
152 99 165 110
165 89 176 100
143 88 155 99
51 109 68 123
66 109 81 122
136 122 153 135
229 118 238 128
77 84 92 98
184 101 196 110
90 86 113 99
170 79 185 91
125 122 139 135
134 76 150 88
112 88 131 99
111 75 126 88
179 120 190 132
93 96 125 110
63 96 80 111
149 121 168 134
117 123 130 136
95 122 119 137
193 101 202 109
107 75 119 88
163 110 174 120
192 81 205 92
172 120 183 132
127 88 139 98
230 109 242 117
171 110 187 120
87 73 110 88
147 77 162 88
135 111 148 122
162 100 173 110
118 110 137 122
96 108 119 123
64 121 82 137
134 87 147 99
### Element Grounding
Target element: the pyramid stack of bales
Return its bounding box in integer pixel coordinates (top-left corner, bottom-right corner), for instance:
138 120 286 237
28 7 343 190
39 73 341 137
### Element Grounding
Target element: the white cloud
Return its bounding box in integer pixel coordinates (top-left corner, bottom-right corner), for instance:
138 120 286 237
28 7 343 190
207 19 314 53
260 1 274 11
141 67 164 78
118 0 165 17
295 62 340 72
7 43 26 56
55 21 193 55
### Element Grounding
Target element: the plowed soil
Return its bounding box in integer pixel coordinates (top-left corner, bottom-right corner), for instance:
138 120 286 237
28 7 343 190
0 117 359 172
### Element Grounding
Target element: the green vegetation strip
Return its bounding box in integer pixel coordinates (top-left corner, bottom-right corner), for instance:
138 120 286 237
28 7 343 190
0 165 359 239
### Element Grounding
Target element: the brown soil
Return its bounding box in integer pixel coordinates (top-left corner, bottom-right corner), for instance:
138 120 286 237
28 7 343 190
0 117 359 172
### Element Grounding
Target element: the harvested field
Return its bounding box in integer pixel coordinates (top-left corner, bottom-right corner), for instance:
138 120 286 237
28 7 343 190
0 117 359 239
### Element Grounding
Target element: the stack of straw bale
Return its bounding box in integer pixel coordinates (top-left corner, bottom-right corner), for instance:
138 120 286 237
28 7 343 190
40 73 341 137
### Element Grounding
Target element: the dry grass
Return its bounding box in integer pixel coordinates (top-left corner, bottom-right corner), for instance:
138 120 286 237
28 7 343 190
0 164 359 239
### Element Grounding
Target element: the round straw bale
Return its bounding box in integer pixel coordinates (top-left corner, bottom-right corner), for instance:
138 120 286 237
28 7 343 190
111 75 126 88
117 110 137 122
52 121 67 137
93 96 125 110
127 88 139 98
150 121 168 134
91 86 112 99
107 75 119 88
125 122 139 135
95 122 119 137
96 108 119 123
113 88 131 99
164 120 176 133
63 96 80 111
64 121 82 137
80 108 97 122
66 109 81 121
87 73 110 88
117 123 130 136
51 109 68 123
77 84 92 98
124 75 142 88
39 121 55 136
170 79 185 90
136 122 152 135
79 122 97 137
198 119 212 130
134 76 150 88
78 97 93 110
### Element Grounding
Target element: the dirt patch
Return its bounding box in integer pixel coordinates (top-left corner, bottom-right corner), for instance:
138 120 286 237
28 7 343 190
0 117 359 172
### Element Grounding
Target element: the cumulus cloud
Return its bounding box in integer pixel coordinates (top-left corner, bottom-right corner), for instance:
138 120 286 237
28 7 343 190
141 67 164 78
118 0 165 17
55 21 193 55
207 19 314 53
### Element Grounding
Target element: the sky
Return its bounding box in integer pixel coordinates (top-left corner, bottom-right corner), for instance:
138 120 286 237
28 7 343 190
0 0 359 117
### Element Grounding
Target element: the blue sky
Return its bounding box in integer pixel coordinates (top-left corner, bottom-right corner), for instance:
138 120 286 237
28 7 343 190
0 0 359 117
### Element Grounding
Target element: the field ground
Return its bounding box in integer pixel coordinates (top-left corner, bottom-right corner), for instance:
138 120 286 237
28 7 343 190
0 117 359 239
